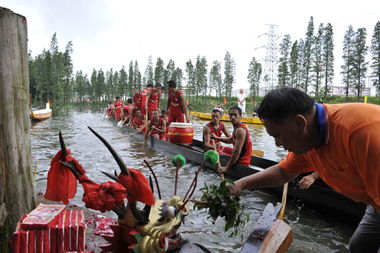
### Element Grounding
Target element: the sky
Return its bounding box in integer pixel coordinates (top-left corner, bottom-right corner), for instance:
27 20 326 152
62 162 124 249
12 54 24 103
2 0 379 91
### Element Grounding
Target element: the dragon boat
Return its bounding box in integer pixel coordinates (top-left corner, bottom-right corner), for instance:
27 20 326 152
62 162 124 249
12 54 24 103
117 124 366 222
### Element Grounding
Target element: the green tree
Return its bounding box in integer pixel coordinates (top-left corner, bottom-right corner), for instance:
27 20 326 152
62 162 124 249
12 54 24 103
90 69 98 101
277 34 291 87
154 57 165 85
223 51 235 104
127 61 134 93
195 56 208 104
165 59 176 85
210 61 223 101
143 56 154 85
289 40 299 88
370 21 380 102
74 71 87 102
302 16 314 93
172 67 184 89
133 61 142 92
352 28 368 101
119 66 128 98
247 57 262 100
322 23 334 102
96 69 105 101
341 25 356 101
185 60 195 103
312 24 324 100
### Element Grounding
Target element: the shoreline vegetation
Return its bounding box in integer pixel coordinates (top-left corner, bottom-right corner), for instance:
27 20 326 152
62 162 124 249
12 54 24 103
29 18 380 109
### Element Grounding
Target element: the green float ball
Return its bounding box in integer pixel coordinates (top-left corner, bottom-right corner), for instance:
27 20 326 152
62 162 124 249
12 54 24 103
204 150 219 165
172 155 186 168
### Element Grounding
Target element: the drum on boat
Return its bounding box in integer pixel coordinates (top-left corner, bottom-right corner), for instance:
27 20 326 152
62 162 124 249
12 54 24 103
168 122 194 145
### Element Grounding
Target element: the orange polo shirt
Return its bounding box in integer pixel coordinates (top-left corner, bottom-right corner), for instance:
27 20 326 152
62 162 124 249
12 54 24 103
279 103 380 209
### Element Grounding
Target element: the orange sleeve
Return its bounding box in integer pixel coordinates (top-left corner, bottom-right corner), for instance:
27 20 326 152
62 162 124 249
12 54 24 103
279 152 315 174
350 123 380 208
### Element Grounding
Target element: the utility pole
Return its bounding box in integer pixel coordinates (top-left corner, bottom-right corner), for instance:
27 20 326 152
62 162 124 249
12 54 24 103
255 24 280 94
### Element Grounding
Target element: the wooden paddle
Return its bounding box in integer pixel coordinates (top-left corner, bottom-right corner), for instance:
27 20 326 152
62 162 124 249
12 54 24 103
212 139 224 181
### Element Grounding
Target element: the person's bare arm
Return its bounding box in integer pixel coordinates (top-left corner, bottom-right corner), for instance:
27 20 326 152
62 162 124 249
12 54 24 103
223 126 231 138
179 94 189 122
203 126 215 150
212 133 233 144
218 128 245 173
230 164 299 195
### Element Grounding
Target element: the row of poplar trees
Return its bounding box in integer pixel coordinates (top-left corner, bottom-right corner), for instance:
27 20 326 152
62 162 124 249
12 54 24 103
29 18 380 106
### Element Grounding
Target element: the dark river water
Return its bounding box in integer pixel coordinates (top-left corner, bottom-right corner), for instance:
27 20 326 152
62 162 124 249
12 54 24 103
31 107 355 252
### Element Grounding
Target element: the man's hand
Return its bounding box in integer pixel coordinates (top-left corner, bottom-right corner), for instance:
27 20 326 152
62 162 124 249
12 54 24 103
210 133 216 140
228 180 245 196
298 174 317 189
218 166 228 174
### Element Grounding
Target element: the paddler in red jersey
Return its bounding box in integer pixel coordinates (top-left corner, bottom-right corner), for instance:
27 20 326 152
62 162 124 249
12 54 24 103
145 109 166 141
145 83 162 120
212 105 252 169
203 108 231 152
167 80 189 124
132 87 142 111
141 84 153 120
131 108 146 134
160 109 169 141
113 96 123 121
121 98 134 126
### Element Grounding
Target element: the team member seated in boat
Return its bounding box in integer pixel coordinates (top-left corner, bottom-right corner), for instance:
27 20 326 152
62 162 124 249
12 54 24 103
141 84 153 120
131 108 146 134
121 98 134 126
212 106 252 170
160 109 169 141
145 109 166 141
167 80 189 124
113 96 123 121
203 108 231 152
229 87 380 253
145 83 162 120
133 87 142 111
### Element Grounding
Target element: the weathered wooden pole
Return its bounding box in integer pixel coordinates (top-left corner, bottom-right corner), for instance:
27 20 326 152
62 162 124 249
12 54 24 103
0 7 35 251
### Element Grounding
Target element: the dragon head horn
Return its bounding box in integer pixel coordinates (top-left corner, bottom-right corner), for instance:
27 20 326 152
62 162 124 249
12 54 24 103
59 131 67 157
101 171 118 181
88 126 130 176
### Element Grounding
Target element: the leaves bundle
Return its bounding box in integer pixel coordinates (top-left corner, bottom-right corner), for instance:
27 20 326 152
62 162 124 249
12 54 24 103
194 179 249 236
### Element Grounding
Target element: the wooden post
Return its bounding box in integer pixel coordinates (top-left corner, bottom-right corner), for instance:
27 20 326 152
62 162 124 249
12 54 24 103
0 7 35 250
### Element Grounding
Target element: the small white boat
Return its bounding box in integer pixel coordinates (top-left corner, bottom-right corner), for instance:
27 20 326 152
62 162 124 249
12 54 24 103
31 101 52 121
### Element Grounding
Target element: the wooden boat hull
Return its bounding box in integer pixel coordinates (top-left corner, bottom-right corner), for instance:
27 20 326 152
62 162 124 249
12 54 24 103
118 125 366 221
31 110 52 121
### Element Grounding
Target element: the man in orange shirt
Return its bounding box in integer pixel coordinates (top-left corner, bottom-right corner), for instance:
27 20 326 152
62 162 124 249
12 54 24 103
230 87 380 252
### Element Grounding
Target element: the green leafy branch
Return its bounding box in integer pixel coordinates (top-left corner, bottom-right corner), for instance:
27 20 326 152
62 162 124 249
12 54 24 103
194 179 249 237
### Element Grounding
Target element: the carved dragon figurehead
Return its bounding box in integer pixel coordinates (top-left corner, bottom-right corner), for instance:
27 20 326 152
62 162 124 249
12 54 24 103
58 128 198 253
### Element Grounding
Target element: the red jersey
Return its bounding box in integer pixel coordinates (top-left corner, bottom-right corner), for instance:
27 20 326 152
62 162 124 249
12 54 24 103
168 90 183 115
133 93 142 109
233 123 252 166
148 90 160 110
204 122 225 147
114 100 123 121
133 116 144 128
149 118 165 136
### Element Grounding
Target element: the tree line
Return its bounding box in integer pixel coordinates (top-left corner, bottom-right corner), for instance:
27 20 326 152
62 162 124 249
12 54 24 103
29 18 380 107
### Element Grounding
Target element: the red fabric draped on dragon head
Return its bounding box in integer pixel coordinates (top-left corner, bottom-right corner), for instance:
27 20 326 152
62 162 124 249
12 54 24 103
117 169 155 205
44 149 77 204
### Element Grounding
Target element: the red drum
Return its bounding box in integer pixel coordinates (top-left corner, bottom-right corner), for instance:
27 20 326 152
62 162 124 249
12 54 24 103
168 122 194 145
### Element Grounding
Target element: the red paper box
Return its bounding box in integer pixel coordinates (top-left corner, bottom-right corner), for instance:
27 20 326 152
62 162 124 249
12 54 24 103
21 204 65 230
11 208 86 253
